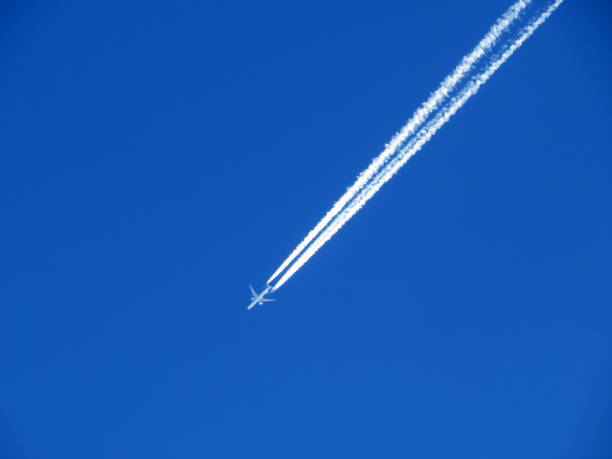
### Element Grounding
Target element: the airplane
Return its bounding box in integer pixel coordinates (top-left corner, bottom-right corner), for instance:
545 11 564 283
247 284 276 310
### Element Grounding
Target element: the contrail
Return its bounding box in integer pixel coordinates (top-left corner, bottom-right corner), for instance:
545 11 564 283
266 0 532 285
272 0 564 290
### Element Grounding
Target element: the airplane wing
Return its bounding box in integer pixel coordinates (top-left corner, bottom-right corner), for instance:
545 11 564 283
261 298 276 302
249 284 257 297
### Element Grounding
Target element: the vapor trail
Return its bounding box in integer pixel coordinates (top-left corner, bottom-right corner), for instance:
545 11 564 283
266 0 532 285
272 0 564 290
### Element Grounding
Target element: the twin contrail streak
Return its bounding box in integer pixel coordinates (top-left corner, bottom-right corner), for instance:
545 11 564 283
266 0 532 285
268 0 564 292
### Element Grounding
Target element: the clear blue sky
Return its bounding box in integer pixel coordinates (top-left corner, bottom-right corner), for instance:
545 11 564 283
1 1 610 457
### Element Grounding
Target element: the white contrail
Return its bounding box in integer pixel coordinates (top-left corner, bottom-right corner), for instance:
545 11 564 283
266 0 532 285
272 0 564 290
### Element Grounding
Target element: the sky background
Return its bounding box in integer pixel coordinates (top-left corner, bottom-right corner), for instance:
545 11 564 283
1 1 611 457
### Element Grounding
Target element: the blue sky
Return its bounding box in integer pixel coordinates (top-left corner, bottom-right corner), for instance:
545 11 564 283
1 1 610 457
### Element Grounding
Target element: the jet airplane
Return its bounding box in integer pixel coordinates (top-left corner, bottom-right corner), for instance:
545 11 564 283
247 284 276 310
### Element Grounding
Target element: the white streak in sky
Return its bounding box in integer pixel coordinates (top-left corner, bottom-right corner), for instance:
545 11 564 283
266 0 532 285
272 0 564 290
